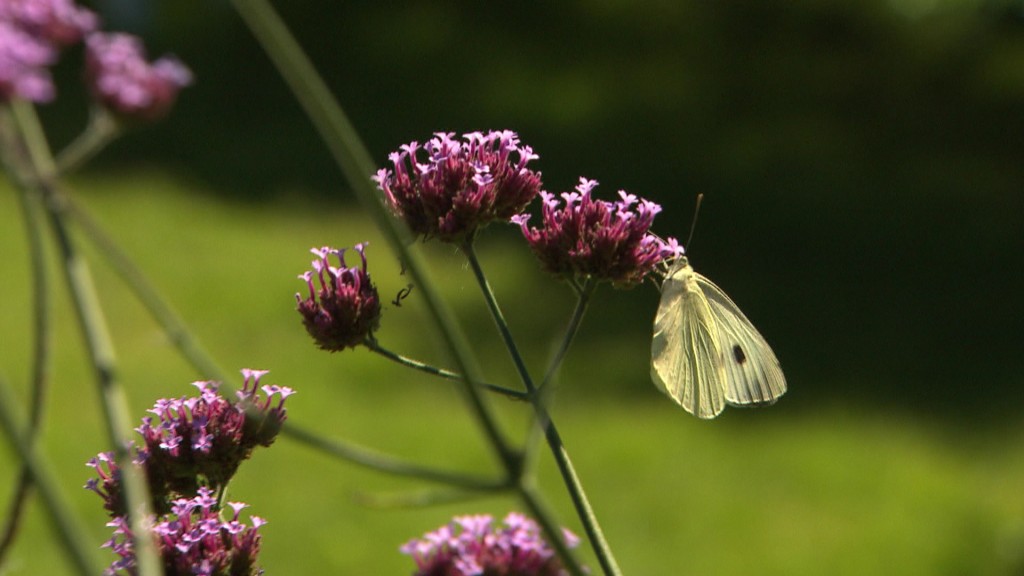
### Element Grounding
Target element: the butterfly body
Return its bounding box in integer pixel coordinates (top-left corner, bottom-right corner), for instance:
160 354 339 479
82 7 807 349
651 256 786 418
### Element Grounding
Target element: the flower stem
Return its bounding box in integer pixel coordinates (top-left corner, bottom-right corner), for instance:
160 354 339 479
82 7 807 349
8 100 162 576
366 339 528 400
281 423 508 490
0 375 99 575
462 245 621 575
461 240 537 392
0 109 53 567
54 108 120 175
228 2 583 572
62 196 233 383
229 0 519 474
64 197 494 486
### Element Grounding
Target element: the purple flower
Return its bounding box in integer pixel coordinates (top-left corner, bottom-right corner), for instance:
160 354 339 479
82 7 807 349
373 130 543 242
84 32 191 122
0 0 98 46
296 244 381 351
86 370 293 516
101 487 266 576
512 177 681 288
401 512 582 576
84 451 124 518
0 20 55 101
0 0 97 102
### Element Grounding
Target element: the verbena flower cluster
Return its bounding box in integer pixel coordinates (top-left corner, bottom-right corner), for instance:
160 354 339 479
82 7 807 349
0 0 97 101
102 488 266 576
512 177 681 287
373 130 543 242
372 132 676 289
296 244 381 351
0 0 190 121
84 31 192 121
401 512 582 576
85 370 291 575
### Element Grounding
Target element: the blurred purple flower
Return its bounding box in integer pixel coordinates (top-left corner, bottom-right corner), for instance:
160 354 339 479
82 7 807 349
0 0 98 46
101 487 266 576
373 130 543 242
401 512 582 576
512 177 681 288
0 0 96 102
296 244 382 351
84 31 191 121
0 21 55 101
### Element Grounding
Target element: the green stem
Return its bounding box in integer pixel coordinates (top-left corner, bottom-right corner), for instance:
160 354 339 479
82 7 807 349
463 251 620 575
229 0 518 473
8 100 162 576
533 280 621 576
54 109 121 175
0 110 53 566
461 240 537 393
227 2 582 572
0 375 100 575
355 486 505 509
62 196 232 383
524 280 594 457
65 197 498 486
282 423 507 490
539 278 596 391
366 339 528 400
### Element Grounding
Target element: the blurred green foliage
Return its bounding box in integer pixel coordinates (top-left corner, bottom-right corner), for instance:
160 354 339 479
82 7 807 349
1 177 1022 574
48 0 1023 418
4 3 1023 573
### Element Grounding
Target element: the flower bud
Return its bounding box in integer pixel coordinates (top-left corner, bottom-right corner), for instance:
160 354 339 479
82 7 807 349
296 244 382 351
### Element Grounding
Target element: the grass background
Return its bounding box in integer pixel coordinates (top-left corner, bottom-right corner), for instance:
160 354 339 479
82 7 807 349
1 175 1023 575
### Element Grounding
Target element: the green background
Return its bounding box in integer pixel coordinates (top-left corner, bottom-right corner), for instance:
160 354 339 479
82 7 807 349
2 1 1024 574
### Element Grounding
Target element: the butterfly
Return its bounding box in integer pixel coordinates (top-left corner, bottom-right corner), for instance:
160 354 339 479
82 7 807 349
650 255 786 418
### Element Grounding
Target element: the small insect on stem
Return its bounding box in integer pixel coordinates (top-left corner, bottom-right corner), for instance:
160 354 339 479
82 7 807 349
392 284 414 307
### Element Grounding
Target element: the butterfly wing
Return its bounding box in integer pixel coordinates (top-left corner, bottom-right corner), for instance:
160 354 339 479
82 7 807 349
651 263 728 418
694 273 787 407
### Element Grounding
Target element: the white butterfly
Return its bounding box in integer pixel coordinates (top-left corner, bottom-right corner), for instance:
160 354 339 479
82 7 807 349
651 255 786 419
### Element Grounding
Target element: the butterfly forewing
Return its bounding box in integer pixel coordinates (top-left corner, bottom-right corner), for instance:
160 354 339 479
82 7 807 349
651 262 728 418
694 274 787 407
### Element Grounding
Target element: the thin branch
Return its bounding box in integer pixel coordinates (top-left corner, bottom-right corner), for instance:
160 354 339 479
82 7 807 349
0 106 54 566
229 0 519 475
366 339 528 400
464 252 621 575
0 373 100 575
281 421 507 490
9 100 161 576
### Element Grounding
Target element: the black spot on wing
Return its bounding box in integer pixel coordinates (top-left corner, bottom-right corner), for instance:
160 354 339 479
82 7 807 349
732 345 747 365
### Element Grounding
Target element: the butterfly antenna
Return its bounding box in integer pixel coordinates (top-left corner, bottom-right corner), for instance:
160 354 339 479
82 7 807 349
685 193 704 250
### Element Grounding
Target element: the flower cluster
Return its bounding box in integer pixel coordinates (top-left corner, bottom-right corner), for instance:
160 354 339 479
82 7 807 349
86 371 293 514
86 370 288 575
0 0 97 102
132 370 293 510
296 244 382 351
84 32 192 122
102 487 266 576
0 0 190 120
373 130 543 242
512 178 680 288
401 512 582 576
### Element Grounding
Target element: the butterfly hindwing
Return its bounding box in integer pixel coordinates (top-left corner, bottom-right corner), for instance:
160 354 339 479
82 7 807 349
651 262 728 418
